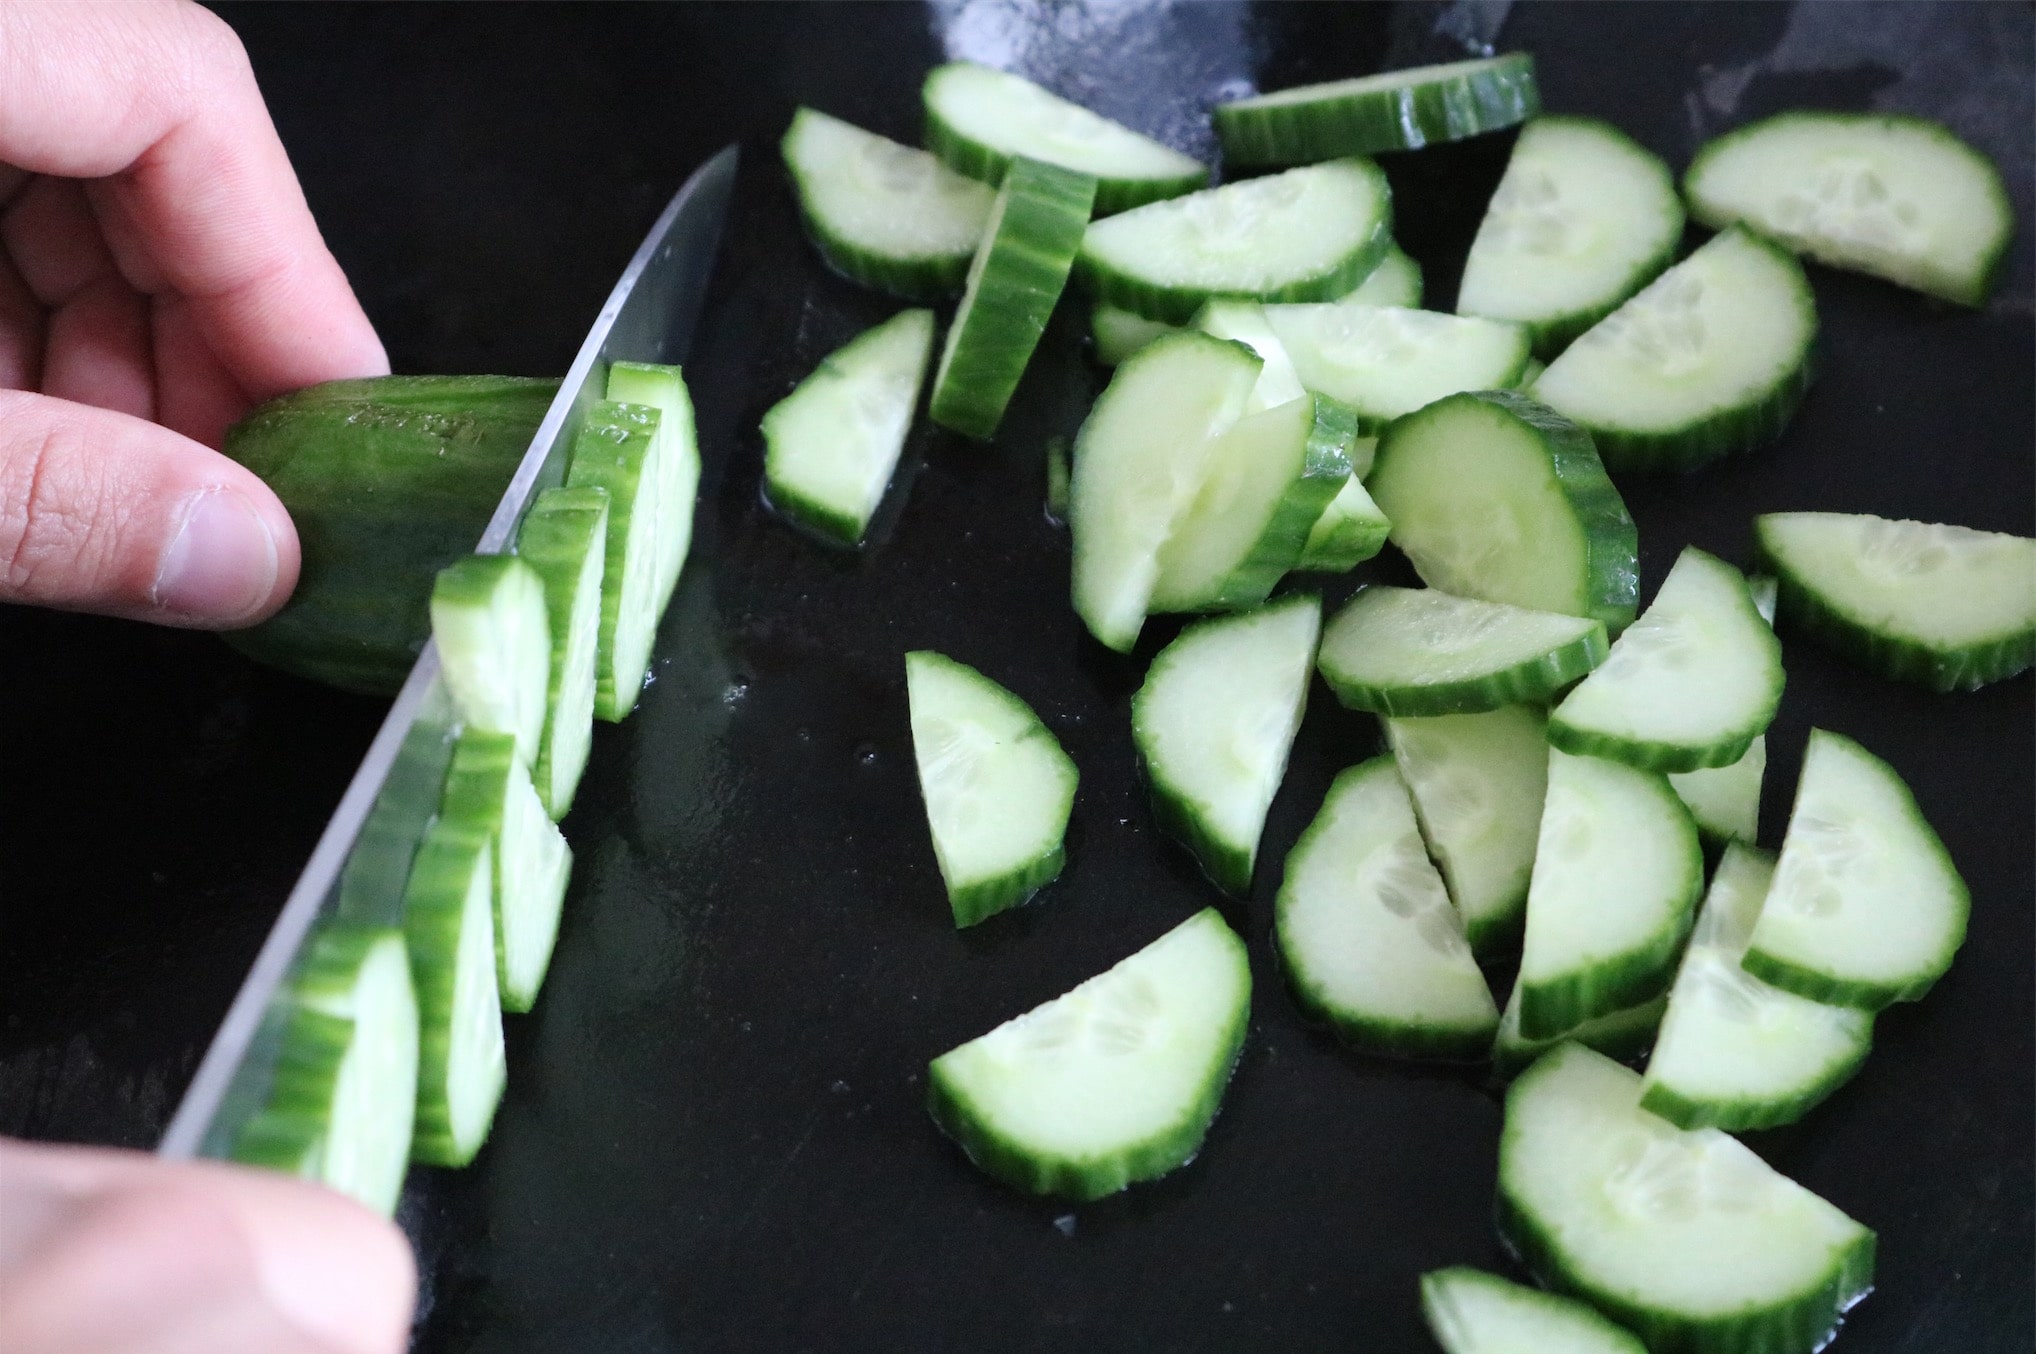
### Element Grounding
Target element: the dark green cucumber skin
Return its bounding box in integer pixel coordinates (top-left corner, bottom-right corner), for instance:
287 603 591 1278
1145 770 1255 898
516 486 606 817
1284 973 1496 1062
1637 1030 1874 1133
1215 54 1539 167
949 845 1065 929
229 1007 350 1171
1205 395 1359 609
223 376 559 695
403 824 503 1168
1737 946 1943 1012
1516 935 1687 1042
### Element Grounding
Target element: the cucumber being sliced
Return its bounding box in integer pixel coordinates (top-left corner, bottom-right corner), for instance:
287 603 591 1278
906 651 1077 928
1133 594 1320 896
781 106 995 300
1755 512 2036 691
1367 389 1638 629
1491 982 1668 1083
1214 53 1539 166
1742 729 1968 1010
1294 472 1391 573
1685 111 2014 307
928 157 1096 440
763 309 936 547
1319 586 1608 717
1530 227 1816 473
429 554 550 770
1499 1044 1875 1354
1265 304 1531 432
402 820 506 1168
922 62 1205 216
1458 116 1684 356
1349 242 1423 308
1275 757 1498 1059
441 729 573 1014
1666 576 1775 842
515 486 606 819
566 401 663 722
605 361 698 611
1423 1265 1648 1354
926 907 1250 1200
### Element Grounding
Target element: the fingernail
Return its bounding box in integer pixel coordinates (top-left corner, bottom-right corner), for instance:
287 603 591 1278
152 489 280 623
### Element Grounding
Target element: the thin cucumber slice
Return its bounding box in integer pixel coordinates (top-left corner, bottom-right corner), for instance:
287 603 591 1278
1686 111 2013 307
1215 53 1539 166
430 554 550 769
926 908 1250 1200
515 486 606 818
1458 116 1684 356
1192 299 1309 413
1550 548 1783 773
1069 331 1261 651
1368 390 1638 628
1349 242 1423 308
1756 512 2036 691
1742 729 1968 1009
1319 586 1608 717
906 651 1077 928
1265 303 1530 433
605 362 698 612
781 107 995 300
1667 577 1775 841
1640 844 1873 1132
1091 303 1179 366
1530 227 1816 473
1294 471 1390 574
566 401 663 721
923 62 1204 216
441 728 573 1014
1275 758 1498 1059
1498 1044 1875 1354
1423 1266 1648 1354
402 820 506 1167
1387 706 1549 956
929 157 1096 440
1077 159 1393 324
1517 749 1703 1039
1492 982 1667 1084
1133 594 1320 896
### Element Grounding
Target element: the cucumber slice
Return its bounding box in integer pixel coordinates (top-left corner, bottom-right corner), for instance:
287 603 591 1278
1386 706 1549 955
566 401 663 721
1192 299 1310 413
1133 594 1320 896
1090 303 1179 366
922 62 1204 216
1756 511 2036 691
1349 242 1423 308
926 907 1250 1200
1686 111 2013 307
781 106 995 300
442 728 573 1014
1498 1044 1875 1354
1045 436 1071 525
1529 227 1816 473
1666 577 1775 841
906 651 1077 928
605 362 698 611
1077 159 1393 324
1294 471 1391 574
1069 331 1261 652
1517 749 1703 1039
1275 758 1498 1059
1319 586 1608 717
1423 1265 1648 1354
1640 844 1874 1132
1458 117 1684 356
1742 729 1968 1009
1264 304 1530 432
928 157 1096 440
402 820 506 1167
515 486 606 818
1491 982 1667 1083
430 554 550 770
1368 389 1638 629
1214 53 1539 166
1550 548 1783 773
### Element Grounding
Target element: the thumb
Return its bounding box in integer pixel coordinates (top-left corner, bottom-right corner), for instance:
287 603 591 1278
0 389 299 628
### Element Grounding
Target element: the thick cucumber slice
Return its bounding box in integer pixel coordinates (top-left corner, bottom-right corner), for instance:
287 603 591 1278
1517 749 1703 1039
1387 706 1549 956
1756 512 2036 691
1069 332 1261 651
605 362 698 612
1499 1044 1875 1354
1742 729 1968 1009
1667 577 1775 842
566 401 663 722
1077 159 1393 324
926 908 1250 1200
923 62 1204 216
1192 299 1309 413
1530 227 1816 473
1214 53 1539 166
1641 845 1873 1132
781 107 994 300
929 157 1095 440
1294 472 1391 574
402 821 506 1168
1151 394 1355 612
1265 304 1530 432
1458 117 1684 356
906 651 1077 928
1350 242 1423 308
1492 982 1667 1083
1319 586 1608 717
1368 390 1638 629
1275 758 1498 1059
1550 548 1783 773
1423 1265 1648 1354
1686 111 2013 307
763 309 936 546
515 486 606 818
430 554 550 769
441 729 573 1014
1133 594 1319 896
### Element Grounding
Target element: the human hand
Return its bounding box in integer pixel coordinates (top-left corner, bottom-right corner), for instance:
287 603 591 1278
0 0 388 628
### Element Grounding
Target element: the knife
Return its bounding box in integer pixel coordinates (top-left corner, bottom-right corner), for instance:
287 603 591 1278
158 144 740 1162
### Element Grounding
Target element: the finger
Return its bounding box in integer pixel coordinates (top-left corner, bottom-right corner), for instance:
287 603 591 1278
0 389 298 626
151 291 258 449
1 175 119 307
42 275 157 421
0 248 41 389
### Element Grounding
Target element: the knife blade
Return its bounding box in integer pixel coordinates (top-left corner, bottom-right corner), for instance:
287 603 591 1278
159 144 740 1162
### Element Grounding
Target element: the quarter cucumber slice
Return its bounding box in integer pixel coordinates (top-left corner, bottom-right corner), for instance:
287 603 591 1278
430 554 550 769
441 729 573 1014
1423 1265 1648 1354
566 401 664 721
1319 586 1608 717
1667 577 1776 842
926 908 1250 1200
604 362 698 612
1214 53 1539 166
515 486 606 818
1491 983 1667 1083
1265 304 1530 432
402 820 506 1168
1294 472 1390 574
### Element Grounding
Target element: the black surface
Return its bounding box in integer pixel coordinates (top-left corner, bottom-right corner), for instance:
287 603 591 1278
1 3 2030 1351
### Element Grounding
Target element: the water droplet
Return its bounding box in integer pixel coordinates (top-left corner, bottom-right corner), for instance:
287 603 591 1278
1053 1214 1078 1237
855 743 880 767
829 1079 850 1094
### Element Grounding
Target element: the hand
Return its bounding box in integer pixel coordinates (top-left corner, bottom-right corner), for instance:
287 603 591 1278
0 1137 415 1354
0 0 388 627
